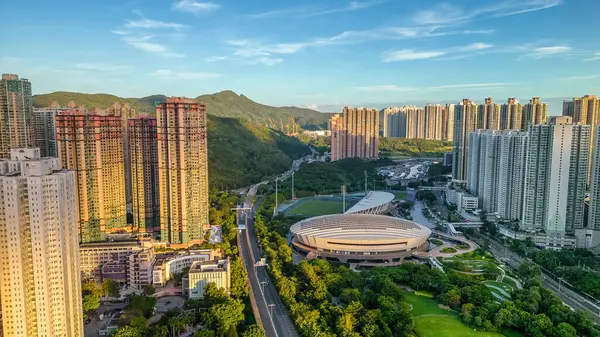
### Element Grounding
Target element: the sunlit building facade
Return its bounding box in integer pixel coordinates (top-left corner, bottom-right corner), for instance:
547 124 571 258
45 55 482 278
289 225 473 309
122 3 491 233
129 114 160 234
156 97 209 246
522 97 548 129
330 106 379 161
0 148 83 337
521 117 590 246
56 108 127 243
452 99 479 182
0 74 32 158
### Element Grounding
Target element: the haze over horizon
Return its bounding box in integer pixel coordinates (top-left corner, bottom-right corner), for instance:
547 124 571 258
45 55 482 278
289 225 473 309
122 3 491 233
1 0 599 113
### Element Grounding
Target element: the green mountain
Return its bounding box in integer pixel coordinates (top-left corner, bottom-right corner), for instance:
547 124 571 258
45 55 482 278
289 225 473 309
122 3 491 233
32 90 331 129
32 91 316 189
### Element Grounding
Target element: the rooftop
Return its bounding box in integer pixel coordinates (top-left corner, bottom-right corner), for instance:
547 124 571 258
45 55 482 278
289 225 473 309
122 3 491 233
344 191 394 214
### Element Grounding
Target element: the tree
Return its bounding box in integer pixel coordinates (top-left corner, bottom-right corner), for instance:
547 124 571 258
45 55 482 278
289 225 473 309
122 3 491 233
242 324 266 337
126 295 157 318
554 322 577 337
102 279 120 298
518 261 542 288
112 325 143 337
194 331 216 337
204 282 228 306
230 257 249 299
129 316 147 331
203 299 245 337
340 288 362 304
82 293 100 313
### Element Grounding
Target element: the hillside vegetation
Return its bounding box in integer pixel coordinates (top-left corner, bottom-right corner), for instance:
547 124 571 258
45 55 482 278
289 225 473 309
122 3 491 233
208 116 309 189
33 91 311 189
33 90 331 129
380 138 453 157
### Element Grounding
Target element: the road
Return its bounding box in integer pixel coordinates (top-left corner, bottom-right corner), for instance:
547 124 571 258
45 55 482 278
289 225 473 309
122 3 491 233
84 302 126 337
479 236 600 324
237 182 299 337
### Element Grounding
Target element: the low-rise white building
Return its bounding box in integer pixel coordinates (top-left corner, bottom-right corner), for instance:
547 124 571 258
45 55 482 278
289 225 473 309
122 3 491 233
153 250 220 287
185 258 230 299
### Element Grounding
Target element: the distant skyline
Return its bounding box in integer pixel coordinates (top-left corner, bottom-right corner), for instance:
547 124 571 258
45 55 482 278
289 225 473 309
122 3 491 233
1 0 599 113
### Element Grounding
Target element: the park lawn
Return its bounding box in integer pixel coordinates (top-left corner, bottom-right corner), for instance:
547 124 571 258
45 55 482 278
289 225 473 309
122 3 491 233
483 281 513 293
403 291 456 317
413 316 508 337
288 199 344 216
393 191 408 200
502 277 520 290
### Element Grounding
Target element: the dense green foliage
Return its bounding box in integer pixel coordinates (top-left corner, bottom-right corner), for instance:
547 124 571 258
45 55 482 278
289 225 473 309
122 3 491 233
33 90 331 129
379 138 453 157
81 279 120 314
207 116 310 189
272 157 393 198
254 198 599 337
527 249 600 300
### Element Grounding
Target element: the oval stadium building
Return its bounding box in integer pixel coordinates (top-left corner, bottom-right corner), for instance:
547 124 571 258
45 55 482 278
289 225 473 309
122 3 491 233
290 214 431 264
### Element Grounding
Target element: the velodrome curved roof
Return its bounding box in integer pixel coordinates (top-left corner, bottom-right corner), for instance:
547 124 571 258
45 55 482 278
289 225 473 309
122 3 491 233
290 214 431 241
344 191 395 214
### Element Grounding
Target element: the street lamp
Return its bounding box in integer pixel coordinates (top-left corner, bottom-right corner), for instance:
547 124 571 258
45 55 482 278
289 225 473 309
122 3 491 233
260 280 268 294
268 304 276 318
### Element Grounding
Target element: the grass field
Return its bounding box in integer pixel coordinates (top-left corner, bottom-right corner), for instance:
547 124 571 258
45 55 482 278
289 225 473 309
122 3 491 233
413 316 507 337
287 199 344 216
405 291 522 337
403 291 456 317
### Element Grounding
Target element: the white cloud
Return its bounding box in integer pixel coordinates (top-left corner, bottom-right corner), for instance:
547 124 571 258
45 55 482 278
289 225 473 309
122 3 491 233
306 104 319 110
255 57 283 65
171 0 220 15
519 45 572 59
150 69 222 80
125 18 185 30
463 29 495 35
114 12 186 57
75 63 133 72
383 49 448 62
584 52 600 61
249 0 385 19
461 42 493 51
205 56 227 62
412 0 561 25
122 36 185 58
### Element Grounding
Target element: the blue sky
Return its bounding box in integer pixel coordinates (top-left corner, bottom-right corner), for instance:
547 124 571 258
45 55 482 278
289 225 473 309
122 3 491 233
1 0 599 113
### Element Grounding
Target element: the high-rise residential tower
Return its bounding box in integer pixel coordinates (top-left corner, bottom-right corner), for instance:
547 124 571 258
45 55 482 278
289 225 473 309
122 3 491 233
499 98 523 130
467 130 501 212
478 97 501 130
589 126 600 230
443 104 455 141
496 130 528 221
31 108 58 157
522 97 548 129
424 104 443 140
452 99 479 182
382 107 407 138
330 106 379 161
56 108 127 243
0 148 83 337
156 97 209 246
405 106 426 139
563 95 600 183
129 114 160 234
562 95 600 125
521 117 590 245
0 74 32 158
107 102 137 204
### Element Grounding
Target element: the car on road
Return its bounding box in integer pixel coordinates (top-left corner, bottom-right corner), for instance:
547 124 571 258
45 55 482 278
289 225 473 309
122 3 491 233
99 313 104 321
165 301 171 305
85 318 91 325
